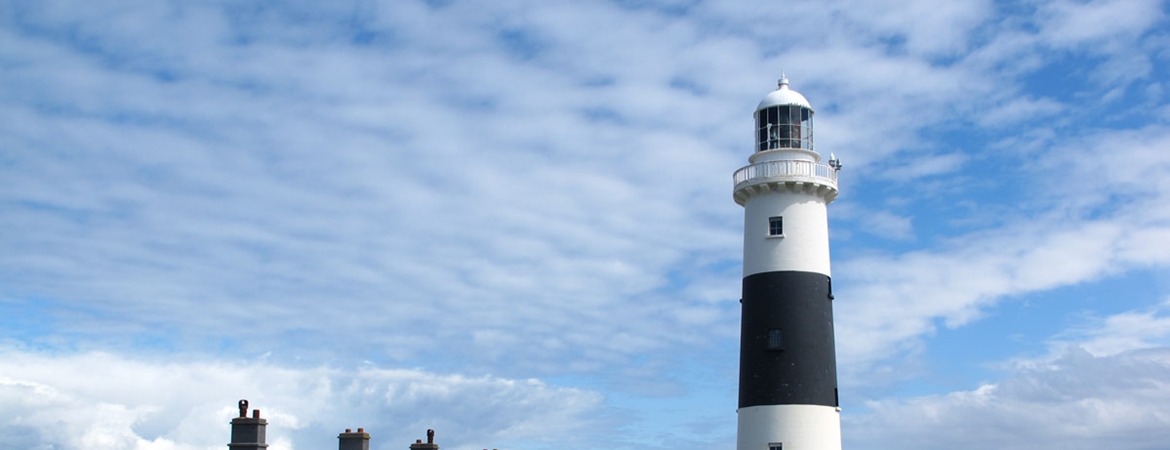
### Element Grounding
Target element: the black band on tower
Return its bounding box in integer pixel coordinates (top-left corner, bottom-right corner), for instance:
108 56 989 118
739 271 838 408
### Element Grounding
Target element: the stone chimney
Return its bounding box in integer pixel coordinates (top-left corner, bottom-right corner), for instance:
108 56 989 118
339 428 371 450
228 400 268 450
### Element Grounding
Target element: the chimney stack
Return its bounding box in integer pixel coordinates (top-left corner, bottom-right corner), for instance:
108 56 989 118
339 427 371 450
409 429 439 450
228 400 268 450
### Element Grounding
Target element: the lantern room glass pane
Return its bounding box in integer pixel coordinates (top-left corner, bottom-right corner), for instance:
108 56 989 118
755 105 815 152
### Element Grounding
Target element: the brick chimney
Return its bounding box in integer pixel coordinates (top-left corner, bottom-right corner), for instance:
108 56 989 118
228 400 268 450
339 428 371 450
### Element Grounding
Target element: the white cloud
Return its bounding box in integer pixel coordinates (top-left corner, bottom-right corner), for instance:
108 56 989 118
1037 0 1166 47
976 96 1065 127
874 152 969 181
1048 299 1170 357
847 346 1170 450
851 300 1170 450
836 218 1126 381
0 347 605 450
833 0 996 56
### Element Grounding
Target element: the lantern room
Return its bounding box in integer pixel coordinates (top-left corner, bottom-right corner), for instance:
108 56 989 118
754 76 814 152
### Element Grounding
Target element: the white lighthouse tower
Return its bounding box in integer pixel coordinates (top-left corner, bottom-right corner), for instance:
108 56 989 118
733 76 842 450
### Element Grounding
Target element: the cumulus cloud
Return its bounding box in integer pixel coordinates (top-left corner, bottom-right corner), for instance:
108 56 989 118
0 347 604 450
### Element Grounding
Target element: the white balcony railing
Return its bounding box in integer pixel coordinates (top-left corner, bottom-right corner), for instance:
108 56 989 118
733 159 838 188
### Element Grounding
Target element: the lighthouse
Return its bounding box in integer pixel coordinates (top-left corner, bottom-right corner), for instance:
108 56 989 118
733 76 842 450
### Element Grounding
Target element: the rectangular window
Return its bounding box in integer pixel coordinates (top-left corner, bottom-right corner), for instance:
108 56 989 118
769 443 783 450
769 216 783 236
767 329 783 351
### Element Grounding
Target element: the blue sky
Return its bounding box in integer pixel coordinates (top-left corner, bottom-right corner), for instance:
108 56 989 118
2 0 1170 449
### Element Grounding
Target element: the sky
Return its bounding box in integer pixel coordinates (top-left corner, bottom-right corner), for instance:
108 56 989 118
2 0 1170 449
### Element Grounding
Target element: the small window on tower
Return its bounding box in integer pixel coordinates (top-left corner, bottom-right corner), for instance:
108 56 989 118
769 443 783 450
769 216 783 236
767 329 784 351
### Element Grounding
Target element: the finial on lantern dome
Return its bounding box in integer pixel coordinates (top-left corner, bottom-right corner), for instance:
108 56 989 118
757 73 811 111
